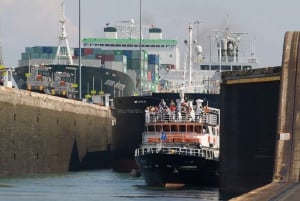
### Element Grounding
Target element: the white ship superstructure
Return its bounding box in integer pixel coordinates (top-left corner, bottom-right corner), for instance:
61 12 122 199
82 20 180 69
158 22 259 93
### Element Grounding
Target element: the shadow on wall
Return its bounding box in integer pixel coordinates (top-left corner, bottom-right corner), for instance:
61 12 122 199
68 140 112 171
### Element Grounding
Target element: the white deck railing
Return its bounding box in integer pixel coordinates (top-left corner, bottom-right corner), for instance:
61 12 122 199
135 146 219 161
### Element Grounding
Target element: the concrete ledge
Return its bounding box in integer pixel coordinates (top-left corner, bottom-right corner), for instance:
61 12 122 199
0 86 110 117
230 182 300 201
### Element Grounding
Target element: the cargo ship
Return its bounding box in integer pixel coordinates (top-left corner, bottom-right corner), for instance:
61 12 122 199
14 20 179 99
135 89 220 187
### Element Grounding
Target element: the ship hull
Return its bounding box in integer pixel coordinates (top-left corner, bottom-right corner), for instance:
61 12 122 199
12 64 136 98
112 93 221 172
135 153 219 187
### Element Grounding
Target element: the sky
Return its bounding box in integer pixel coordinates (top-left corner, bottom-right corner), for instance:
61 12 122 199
1 0 300 68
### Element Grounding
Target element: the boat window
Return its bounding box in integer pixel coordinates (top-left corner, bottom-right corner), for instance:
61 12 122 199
155 125 162 132
147 125 155 132
171 125 178 132
179 125 186 132
163 125 170 132
195 125 202 134
187 125 194 132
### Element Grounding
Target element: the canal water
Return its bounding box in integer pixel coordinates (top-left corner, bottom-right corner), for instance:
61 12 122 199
0 169 231 201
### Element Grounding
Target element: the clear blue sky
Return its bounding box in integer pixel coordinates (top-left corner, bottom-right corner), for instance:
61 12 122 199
1 0 300 67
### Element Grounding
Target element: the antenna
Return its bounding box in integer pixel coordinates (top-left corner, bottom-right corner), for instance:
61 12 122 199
252 36 256 56
187 23 193 88
55 0 73 65
193 20 204 45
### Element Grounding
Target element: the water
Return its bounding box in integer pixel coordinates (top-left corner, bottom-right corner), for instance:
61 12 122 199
0 169 229 201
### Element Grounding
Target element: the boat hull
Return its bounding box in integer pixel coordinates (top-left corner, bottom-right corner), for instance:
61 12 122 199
112 93 221 172
135 153 219 187
12 65 136 98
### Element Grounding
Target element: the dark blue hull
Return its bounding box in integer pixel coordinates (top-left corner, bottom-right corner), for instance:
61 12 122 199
135 153 219 186
13 64 136 98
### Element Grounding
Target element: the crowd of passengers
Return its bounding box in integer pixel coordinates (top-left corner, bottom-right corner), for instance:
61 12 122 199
145 98 209 122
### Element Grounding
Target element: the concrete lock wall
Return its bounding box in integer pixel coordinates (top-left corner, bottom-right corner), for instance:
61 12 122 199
220 67 281 195
0 86 112 176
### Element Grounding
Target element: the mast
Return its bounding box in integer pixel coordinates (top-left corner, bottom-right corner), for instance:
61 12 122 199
55 0 73 65
187 23 193 88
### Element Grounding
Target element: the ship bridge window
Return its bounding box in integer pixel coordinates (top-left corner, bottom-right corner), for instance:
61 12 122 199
243 65 252 70
232 65 241 70
179 125 186 132
200 65 209 70
221 65 231 71
171 125 178 132
128 44 133 47
211 65 220 71
134 45 138 47
151 45 155 47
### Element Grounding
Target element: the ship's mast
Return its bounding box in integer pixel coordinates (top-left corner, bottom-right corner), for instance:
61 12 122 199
187 23 193 88
55 0 73 65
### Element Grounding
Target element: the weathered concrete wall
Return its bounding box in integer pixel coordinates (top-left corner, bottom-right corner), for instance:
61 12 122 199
273 31 300 183
0 86 112 176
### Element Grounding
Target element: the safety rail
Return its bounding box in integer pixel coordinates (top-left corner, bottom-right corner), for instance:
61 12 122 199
145 110 219 125
135 146 219 161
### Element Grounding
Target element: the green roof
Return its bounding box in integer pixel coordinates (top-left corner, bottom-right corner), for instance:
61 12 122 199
82 38 177 45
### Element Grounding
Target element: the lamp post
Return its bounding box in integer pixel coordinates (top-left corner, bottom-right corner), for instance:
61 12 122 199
139 0 142 95
79 0 82 99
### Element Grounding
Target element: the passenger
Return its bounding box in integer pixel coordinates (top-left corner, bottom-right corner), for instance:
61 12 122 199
169 100 176 121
